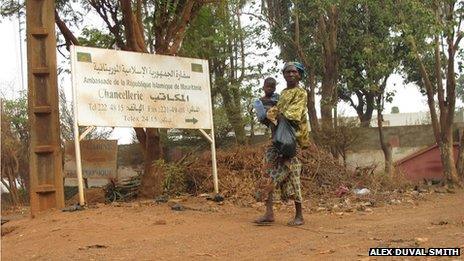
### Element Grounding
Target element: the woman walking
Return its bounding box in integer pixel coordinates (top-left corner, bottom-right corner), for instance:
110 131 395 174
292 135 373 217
255 62 309 226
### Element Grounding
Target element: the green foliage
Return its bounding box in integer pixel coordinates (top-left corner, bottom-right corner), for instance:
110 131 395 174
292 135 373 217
398 0 462 91
457 74 464 103
338 0 402 120
264 0 323 74
2 92 28 141
1 94 29 198
154 160 187 196
213 105 234 141
314 117 360 165
0 0 22 17
78 28 115 48
180 1 262 144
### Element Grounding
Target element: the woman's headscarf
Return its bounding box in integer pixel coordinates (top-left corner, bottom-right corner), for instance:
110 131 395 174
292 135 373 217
282 62 306 78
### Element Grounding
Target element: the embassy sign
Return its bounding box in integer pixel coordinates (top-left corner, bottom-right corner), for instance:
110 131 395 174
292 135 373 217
70 46 219 206
71 46 213 130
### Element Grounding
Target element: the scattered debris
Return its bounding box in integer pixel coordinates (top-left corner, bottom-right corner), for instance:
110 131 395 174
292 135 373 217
154 195 169 203
1 226 17 236
62 204 84 212
78 244 108 250
195 252 217 258
335 186 350 197
318 249 335 254
431 220 448 226
212 194 224 202
171 203 186 211
353 188 371 196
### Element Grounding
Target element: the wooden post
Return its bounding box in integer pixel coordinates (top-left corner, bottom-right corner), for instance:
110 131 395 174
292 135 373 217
26 0 64 216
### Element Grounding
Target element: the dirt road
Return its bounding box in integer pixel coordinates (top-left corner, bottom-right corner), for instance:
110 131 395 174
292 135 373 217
2 190 463 260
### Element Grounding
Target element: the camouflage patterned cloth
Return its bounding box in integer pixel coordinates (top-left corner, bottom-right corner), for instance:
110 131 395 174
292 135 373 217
263 145 303 203
277 86 310 147
267 86 310 147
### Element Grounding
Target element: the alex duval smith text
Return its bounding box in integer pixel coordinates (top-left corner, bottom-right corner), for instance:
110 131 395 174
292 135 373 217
369 248 460 256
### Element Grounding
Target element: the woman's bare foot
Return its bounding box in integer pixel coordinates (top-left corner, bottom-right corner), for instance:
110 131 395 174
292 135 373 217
287 216 304 226
253 214 275 224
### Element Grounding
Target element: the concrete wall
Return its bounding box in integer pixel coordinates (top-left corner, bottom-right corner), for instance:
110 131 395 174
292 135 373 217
345 123 463 172
346 147 425 171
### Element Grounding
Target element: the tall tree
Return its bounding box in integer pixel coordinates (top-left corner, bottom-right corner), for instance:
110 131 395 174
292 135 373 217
338 1 400 128
399 0 463 184
337 0 401 174
261 0 344 138
181 1 265 145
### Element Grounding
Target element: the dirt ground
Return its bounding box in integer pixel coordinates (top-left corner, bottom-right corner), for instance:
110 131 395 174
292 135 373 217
1 190 464 260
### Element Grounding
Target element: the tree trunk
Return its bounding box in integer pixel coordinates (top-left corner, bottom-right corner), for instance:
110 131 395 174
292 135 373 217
218 85 246 144
359 93 375 127
409 36 459 186
247 104 255 143
0 179 19 206
439 139 460 185
457 130 464 179
5 171 21 206
138 128 165 198
376 80 393 175
120 2 167 197
319 5 338 132
294 9 319 138
306 68 320 136
377 111 392 175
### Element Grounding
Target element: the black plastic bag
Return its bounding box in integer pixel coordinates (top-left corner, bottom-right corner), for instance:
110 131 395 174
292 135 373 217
272 116 297 158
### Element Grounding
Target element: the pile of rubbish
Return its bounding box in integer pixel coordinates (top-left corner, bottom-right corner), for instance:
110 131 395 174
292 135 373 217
185 143 411 206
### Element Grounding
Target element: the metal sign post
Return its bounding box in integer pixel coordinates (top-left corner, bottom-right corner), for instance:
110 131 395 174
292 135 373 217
70 47 86 205
199 129 218 193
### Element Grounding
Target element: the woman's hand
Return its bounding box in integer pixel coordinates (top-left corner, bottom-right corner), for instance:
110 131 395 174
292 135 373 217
266 106 279 126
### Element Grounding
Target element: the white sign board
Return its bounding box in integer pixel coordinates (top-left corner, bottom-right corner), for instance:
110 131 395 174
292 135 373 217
71 46 212 129
64 140 118 179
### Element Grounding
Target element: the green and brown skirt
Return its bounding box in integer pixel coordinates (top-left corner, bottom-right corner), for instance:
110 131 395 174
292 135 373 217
263 145 303 203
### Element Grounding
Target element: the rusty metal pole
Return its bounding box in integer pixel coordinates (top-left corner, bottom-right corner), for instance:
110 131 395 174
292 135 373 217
26 0 64 216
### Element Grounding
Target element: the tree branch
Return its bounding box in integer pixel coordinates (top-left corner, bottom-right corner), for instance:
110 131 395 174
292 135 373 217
54 10 79 49
120 0 142 52
409 36 441 143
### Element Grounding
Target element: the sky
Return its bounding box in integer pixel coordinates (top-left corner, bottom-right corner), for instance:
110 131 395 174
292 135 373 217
0 14 447 144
